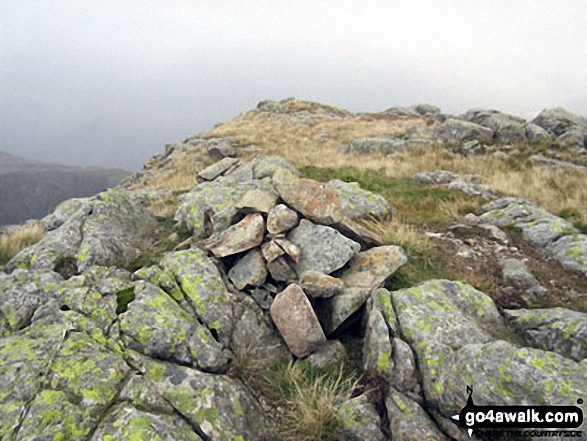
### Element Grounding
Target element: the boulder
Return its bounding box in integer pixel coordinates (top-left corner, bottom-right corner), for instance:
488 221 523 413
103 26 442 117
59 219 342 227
305 340 347 369
546 234 587 276
340 246 407 289
316 286 372 335
249 155 300 180
235 188 279 214
498 258 547 298
524 122 550 143
458 108 526 143
338 137 408 154
328 179 395 221
411 170 460 185
503 307 587 362
447 179 498 199
269 284 327 357
287 220 361 275
434 119 494 144
339 394 386 441
276 178 344 225
197 157 239 182
531 107 586 137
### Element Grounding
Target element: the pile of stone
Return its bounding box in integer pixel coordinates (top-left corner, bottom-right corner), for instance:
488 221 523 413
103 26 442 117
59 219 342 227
174 155 407 358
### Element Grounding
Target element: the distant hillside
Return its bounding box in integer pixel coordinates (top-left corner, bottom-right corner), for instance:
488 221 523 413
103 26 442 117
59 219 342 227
0 151 130 225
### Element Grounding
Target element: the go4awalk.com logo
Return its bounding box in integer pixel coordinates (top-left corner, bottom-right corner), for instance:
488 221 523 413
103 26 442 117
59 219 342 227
451 386 584 438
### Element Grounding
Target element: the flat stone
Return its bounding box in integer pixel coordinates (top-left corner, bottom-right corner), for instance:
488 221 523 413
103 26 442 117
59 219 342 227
287 220 361 275
334 217 384 249
340 246 407 289
203 213 265 258
299 271 344 298
228 248 267 290
274 237 301 263
267 204 300 234
270 284 327 357
235 189 279 214
411 170 460 185
197 157 240 181
305 340 347 369
277 178 344 225
316 286 373 335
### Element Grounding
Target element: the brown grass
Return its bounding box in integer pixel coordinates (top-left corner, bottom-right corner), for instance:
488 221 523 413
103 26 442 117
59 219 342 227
0 224 44 265
206 102 587 224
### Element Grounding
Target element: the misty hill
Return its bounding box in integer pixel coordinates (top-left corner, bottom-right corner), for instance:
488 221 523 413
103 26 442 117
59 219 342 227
0 151 130 225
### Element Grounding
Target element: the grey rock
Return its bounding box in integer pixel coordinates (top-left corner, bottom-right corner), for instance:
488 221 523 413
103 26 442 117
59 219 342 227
339 394 386 441
498 258 547 298
434 118 494 144
273 237 301 263
288 220 361 275
197 157 240 182
339 136 408 154
228 248 267 290
267 204 300 234
334 217 384 249
235 188 279 214
458 108 527 143
340 245 407 290
503 307 587 362
531 107 586 137
328 179 394 220
208 140 237 161
530 153 587 172
270 284 327 357
305 340 347 369
546 234 587 276
250 155 300 179
120 282 229 371
524 122 551 143
447 179 498 199
411 170 460 185
386 389 449 441
300 271 344 298
558 128 587 148
383 106 421 118
410 104 442 116
316 286 372 335
261 240 285 262
41 197 91 231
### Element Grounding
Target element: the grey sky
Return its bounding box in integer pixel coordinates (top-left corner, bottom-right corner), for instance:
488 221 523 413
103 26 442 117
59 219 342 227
1 1 586 171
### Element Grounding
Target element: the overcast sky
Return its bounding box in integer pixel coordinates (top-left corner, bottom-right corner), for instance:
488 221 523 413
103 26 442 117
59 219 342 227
1 1 586 171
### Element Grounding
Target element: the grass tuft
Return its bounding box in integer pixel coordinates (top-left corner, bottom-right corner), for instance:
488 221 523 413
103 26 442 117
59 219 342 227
0 224 44 265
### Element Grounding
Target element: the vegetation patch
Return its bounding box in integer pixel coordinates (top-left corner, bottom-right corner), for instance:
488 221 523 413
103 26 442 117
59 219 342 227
116 287 136 314
0 224 44 266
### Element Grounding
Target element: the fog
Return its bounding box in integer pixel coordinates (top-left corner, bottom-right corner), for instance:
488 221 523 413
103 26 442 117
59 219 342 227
1 1 586 170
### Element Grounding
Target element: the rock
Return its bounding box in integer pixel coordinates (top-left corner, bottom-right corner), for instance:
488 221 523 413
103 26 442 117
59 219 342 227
138 358 265 439
0 269 62 336
316 286 372 335
267 204 300 234
266 256 297 282
269 284 327 357
250 287 273 310
458 108 527 143
340 246 407 289
261 240 284 262
410 104 442 116
546 234 587 276
276 178 344 225
203 213 265 258
478 197 578 248
386 389 449 441
208 139 237 161
503 307 587 362
197 157 240 181
90 404 202 440
228 248 267 289
175 175 274 239
287 220 361 275
447 179 498 199
231 297 290 365
524 122 550 143
273 237 301 263
434 118 494 144
339 394 386 441
334 217 384 249
383 106 421 118
498 258 547 298
158 249 233 342
41 197 91 231
338 136 408 154
558 128 586 148
120 281 229 372
411 170 460 185
235 188 279 214
305 340 347 369
530 154 587 171
300 271 344 298
250 155 300 179
7 189 159 274
531 107 586 137
328 179 394 220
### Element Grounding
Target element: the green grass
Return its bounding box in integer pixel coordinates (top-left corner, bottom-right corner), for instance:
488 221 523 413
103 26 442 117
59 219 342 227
116 287 136 314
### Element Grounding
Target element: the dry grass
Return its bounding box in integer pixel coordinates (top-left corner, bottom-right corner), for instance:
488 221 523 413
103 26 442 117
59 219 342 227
0 224 44 265
206 103 587 225
365 219 432 259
